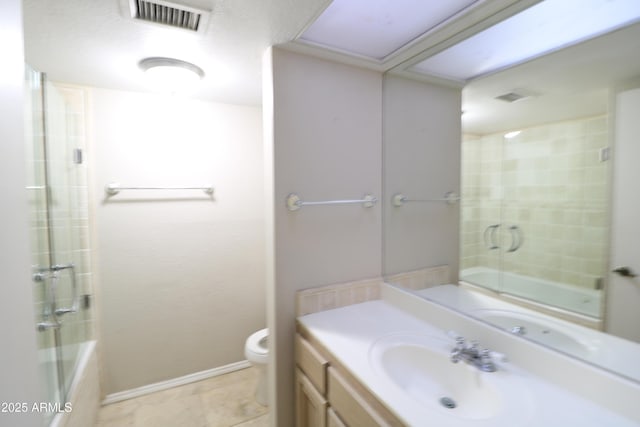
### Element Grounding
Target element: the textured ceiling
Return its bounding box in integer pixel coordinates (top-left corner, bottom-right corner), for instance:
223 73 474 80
462 21 640 135
22 1 640 134
23 0 330 106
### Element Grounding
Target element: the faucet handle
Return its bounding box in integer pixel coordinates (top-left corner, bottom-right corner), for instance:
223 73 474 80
447 330 461 339
487 350 508 363
478 349 497 372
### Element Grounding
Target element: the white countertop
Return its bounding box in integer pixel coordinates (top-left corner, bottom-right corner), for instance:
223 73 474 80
417 284 640 382
298 299 639 427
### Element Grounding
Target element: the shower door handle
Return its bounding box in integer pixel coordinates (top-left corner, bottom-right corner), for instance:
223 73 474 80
507 225 524 253
52 263 79 316
483 224 500 250
33 268 61 332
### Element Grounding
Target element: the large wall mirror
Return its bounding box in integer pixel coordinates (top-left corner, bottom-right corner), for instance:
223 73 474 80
383 12 640 384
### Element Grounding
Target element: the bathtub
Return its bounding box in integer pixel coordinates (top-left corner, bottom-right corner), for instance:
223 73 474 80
48 341 100 427
460 266 602 318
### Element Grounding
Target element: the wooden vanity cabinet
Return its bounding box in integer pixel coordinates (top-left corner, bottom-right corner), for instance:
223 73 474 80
295 328 405 427
296 367 328 427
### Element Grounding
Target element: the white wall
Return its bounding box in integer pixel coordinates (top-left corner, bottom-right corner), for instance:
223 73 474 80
608 87 640 341
383 75 461 277
0 0 44 425
266 47 383 427
264 50 463 426
89 88 265 394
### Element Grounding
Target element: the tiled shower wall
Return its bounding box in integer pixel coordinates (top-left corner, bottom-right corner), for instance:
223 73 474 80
26 81 94 351
461 115 610 289
55 84 94 344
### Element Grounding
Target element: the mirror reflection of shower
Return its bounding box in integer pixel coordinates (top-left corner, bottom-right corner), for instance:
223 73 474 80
460 116 610 321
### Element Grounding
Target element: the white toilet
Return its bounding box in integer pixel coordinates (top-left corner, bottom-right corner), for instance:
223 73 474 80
244 328 269 406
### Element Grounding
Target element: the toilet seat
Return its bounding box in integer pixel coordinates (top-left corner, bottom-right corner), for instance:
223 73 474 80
245 328 268 364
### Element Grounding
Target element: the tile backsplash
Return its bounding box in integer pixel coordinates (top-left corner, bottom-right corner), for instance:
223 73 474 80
296 277 382 316
385 265 451 291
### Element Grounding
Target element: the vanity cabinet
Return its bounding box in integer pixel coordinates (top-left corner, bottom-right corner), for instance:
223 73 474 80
295 328 404 427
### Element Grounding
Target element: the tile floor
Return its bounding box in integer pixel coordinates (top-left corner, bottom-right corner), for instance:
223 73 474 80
95 367 268 427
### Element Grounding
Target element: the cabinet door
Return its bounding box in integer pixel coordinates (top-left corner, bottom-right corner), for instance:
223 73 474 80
327 408 347 427
328 367 397 427
608 88 640 340
296 368 327 427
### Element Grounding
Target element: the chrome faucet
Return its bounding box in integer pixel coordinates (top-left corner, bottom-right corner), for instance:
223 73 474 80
450 337 497 372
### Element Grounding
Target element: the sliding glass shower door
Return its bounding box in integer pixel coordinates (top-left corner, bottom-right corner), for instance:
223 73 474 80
460 118 610 319
25 65 93 425
25 65 60 425
459 133 504 292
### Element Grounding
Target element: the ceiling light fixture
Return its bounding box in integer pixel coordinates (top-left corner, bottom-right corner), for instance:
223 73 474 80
412 0 640 81
504 131 521 139
138 57 204 90
299 0 480 60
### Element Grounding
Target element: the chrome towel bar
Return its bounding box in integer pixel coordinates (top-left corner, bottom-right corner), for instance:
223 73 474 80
286 193 377 211
105 182 214 196
392 192 459 206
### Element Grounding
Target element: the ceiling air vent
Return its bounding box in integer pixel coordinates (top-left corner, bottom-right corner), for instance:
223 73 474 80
123 0 210 33
495 92 528 103
494 89 538 103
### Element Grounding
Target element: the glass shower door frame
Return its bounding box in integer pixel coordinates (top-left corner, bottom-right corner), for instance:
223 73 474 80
26 67 91 423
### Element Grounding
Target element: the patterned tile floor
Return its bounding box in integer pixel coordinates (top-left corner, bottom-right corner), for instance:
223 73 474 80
95 367 268 427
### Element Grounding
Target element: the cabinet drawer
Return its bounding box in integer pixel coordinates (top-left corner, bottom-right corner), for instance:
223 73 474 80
295 334 329 394
328 367 393 427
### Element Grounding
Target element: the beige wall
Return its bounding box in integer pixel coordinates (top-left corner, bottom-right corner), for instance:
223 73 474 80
0 0 44 425
383 75 462 277
89 88 266 394
265 48 463 426
266 47 383 426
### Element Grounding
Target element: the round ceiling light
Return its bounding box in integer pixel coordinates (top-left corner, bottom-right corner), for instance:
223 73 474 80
138 57 205 90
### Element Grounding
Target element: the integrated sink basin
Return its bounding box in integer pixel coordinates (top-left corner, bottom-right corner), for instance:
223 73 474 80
369 332 534 424
470 309 603 359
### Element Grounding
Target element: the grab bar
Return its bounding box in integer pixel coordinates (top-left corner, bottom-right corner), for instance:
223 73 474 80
105 182 214 196
507 225 524 253
483 224 500 250
286 193 377 211
392 192 459 207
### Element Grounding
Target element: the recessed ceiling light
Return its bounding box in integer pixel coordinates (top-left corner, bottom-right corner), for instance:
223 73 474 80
138 57 204 91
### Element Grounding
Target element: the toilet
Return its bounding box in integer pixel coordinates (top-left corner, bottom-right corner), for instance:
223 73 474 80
244 328 269 406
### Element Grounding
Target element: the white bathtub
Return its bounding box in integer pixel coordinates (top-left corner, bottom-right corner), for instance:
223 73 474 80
48 341 100 427
460 267 601 318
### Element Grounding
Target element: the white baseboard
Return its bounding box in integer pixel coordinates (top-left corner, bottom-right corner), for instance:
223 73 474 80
102 360 252 405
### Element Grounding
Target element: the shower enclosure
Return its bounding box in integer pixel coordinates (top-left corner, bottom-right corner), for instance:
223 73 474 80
460 117 610 320
25 65 93 425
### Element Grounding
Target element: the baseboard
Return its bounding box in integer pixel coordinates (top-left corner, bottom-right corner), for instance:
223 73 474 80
102 360 252 405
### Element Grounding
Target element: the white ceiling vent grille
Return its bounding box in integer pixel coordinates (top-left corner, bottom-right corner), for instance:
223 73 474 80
495 92 527 103
123 0 210 33
494 90 538 103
